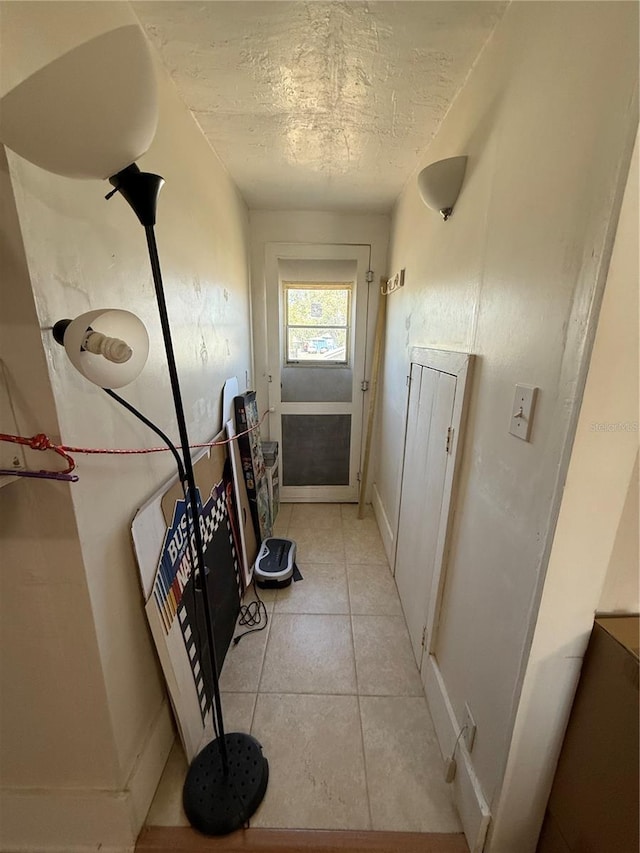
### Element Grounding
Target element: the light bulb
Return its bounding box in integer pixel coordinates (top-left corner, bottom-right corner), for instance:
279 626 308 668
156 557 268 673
82 330 133 364
55 309 149 388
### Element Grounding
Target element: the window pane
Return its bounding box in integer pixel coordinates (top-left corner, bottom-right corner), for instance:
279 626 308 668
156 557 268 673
287 287 349 327
285 283 352 365
287 328 347 361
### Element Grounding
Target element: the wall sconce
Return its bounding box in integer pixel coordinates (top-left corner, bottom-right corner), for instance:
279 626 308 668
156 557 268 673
0 24 268 835
417 155 468 221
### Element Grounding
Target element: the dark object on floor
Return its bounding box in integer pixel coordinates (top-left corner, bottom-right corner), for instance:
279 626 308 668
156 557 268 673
183 732 269 835
254 537 299 589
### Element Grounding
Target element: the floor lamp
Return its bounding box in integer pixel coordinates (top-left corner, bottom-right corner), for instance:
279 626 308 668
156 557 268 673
0 25 268 835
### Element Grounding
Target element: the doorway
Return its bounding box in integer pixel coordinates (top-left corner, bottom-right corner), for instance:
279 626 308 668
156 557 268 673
265 243 371 503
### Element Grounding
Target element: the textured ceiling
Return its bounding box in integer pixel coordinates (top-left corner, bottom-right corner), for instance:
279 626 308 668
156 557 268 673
132 1 507 212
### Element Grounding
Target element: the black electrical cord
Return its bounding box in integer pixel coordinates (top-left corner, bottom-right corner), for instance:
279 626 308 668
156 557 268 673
103 388 185 482
233 579 269 645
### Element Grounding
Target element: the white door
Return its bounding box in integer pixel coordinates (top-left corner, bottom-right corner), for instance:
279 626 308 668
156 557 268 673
394 348 486 851
395 363 456 665
265 243 370 502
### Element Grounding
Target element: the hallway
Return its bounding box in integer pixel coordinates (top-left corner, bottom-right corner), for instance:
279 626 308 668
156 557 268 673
146 503 461 834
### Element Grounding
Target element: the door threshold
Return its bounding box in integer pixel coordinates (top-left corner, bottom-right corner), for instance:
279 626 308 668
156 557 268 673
136 826 469 853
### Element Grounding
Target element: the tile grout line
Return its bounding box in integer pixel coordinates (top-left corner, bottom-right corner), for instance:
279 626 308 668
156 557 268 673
247 511 289 828
148 505 454 831
248 529 284 734
255 689 425 697
224 688 426 698
344 508 375 834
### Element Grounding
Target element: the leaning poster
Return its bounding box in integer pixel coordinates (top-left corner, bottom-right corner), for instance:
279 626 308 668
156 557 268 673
131 437 242 760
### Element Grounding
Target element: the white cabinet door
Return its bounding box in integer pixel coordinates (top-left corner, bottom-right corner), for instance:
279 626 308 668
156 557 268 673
395 364 456 666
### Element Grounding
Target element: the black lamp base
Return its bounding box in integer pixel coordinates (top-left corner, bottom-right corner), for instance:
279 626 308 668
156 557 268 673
183 733 269 835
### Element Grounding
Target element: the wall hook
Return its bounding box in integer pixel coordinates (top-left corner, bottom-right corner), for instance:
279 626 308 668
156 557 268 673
381 269 405 295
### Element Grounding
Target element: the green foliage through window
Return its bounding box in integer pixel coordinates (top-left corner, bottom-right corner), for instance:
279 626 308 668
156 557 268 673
284 283 351 363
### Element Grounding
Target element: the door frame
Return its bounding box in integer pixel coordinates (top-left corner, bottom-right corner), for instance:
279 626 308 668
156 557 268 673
264 242 371 502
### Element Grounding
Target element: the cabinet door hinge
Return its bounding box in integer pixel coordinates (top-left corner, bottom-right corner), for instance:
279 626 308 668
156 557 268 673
356 471 362 482
366 269 374 283
421 625 427 648
445 426 454 454
361 379 369 392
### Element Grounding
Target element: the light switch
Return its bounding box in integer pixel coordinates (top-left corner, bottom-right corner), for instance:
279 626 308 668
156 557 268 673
509 384 538 441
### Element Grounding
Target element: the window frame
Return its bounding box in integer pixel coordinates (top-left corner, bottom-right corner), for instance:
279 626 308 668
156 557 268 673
282 281 353 367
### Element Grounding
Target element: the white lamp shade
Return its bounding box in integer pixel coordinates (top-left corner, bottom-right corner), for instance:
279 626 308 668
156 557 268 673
0 25 158 180
417 156 467 214
63 309 149 388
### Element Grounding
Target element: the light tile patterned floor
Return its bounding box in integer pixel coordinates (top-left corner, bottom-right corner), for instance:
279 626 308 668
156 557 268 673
146 503 461 833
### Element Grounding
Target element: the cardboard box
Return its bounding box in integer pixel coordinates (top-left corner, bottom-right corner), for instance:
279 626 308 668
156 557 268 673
538 616 639 853
234 391 271 542
265 460 279 525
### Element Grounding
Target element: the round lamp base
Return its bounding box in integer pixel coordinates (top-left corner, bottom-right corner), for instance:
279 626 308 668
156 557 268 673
183 733 268 835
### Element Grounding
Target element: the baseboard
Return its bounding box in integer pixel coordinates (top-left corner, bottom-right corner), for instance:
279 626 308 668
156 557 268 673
0 787 136 853
136 826 469 852
0 702 174 853
126 700 175 830
424 656 491 853
371 483 395 567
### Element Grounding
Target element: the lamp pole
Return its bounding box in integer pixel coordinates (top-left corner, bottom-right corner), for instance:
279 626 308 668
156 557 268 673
107 164 268 835
144 221 230 772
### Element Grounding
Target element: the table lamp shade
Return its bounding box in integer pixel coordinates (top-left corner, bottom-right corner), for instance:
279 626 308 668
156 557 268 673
0 25 158 180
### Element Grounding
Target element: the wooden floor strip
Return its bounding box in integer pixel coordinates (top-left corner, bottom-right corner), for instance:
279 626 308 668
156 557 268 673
136 826 469 853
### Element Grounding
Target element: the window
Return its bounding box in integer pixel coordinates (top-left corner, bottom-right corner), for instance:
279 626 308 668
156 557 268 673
283 282 352 364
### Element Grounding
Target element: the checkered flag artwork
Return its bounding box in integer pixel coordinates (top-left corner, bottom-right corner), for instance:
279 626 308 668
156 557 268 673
145 473 242 757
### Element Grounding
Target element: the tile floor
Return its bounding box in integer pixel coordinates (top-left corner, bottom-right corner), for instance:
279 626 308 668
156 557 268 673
146 503 462 834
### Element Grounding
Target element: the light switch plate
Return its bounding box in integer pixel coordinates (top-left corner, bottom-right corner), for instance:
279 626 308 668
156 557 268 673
509 384 538 441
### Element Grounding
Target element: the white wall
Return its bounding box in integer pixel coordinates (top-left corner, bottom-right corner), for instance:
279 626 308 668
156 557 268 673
594 130 639 616
0 3 254 850
491 130 639 851
598 451 639 613
0 145 129 850
374 1 638 850
249 210 389 460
